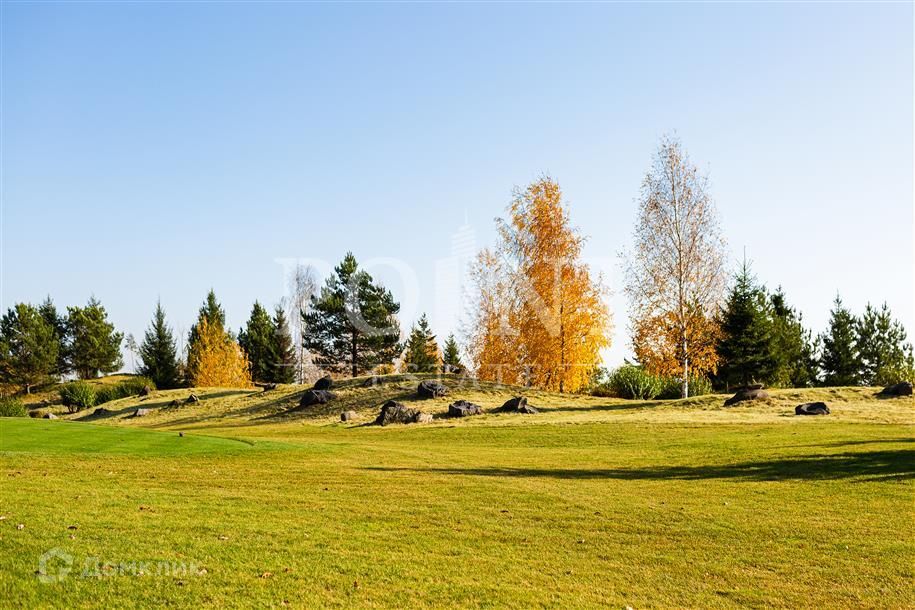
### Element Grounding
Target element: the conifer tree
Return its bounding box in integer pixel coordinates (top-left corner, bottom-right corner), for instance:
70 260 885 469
271 306 296 384
302 253 401 377
857 302 914 386
0 303 59 393
38 296 70 378
716 262 777 388
442 333 463 374
67 297 123 379
238 301 276 383
819 295 861 386
138 301 181 389
769 287 818 387
403 314 440 373
188 290 226 350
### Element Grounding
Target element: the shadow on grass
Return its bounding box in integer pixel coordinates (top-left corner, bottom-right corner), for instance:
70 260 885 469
366 449 915 482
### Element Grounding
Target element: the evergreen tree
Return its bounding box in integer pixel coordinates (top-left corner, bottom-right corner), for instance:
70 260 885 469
0 303 59 393
716 262 777 388
67 298 123 379
857 302 914 386
188 290 227 349
303 252 401 377
403 314 440 373
271 306 296 384
38 296 70 378
442 333 463 374
238 302 276 383
138 301 181 389
769 287 818 387
819 295 861 386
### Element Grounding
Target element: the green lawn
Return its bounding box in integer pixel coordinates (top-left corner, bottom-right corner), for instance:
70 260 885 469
1 380 912 608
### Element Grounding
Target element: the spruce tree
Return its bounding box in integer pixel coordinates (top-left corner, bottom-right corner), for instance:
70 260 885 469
857 302 914 386
238 302 277 383
716 262 777 388
138 301 181 389
188 290 227 349
403 314 440 373
819 295 861 386
38 296 70 378
67 298 123 379
442 333 463 374
303 252 401 377
271 306 296 384
0 303 59 393
769 287 818 387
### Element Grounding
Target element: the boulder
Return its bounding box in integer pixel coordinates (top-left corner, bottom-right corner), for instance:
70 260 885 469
417 380 448 399
448 400 483 418
877 381 913 397
313 375 333 391
499 396 539 414
795 402 830 416
375 400 421 426
168 399 181 408
340 410 357 422
299 390 336 408
361 376 381 388
415 412 434 424
724 388 770 406
186 394 200 404
138 385 152 397
43 412 58 420
261 383 277 392
132 408 151 418
92 407 113 417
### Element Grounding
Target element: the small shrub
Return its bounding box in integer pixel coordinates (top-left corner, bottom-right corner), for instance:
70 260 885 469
60 381 96 413
606 365 664 400
658 375 714 400
0 397 27 417
95 377 156 405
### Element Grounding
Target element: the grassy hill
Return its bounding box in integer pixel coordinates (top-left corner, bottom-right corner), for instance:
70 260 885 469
1 376 912 607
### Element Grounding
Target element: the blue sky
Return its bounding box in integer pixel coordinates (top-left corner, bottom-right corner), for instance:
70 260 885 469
2 2 912 367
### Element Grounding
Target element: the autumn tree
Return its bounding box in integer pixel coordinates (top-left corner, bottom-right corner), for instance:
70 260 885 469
466 178 610 392
186 317 252 388
271 306 296 384
441 333 463 374
67 297 123 379
138 301 182 389
403 314 440 373
0 303 59 393
188 289 226 351
623 135 727 397
303 253 401 377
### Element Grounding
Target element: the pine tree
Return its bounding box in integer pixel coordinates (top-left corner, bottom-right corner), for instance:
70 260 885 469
302 253 401 377
138 301 181 389
67 297 123 379
0 303 59 393
442 333 463 374
819 295 861 386
716 262 777 388
857 302 914 386
403 314 440 373
271 306 296 384
238 302 276 383
38 296 70 378
769 287 818 387
188 290 226 350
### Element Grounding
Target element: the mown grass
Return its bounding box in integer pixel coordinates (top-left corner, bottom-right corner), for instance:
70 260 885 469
0 377 912 608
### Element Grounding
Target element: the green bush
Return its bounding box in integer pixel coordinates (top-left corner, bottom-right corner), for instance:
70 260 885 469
60 381 97 412
658 375 714 399
0 397 27 417
95 377 156 405
606 365 665 400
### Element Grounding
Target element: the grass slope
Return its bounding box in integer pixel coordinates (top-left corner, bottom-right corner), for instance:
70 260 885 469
1 376 912 608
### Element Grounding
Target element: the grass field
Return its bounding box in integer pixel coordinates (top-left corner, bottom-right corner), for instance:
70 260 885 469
1 376 912 608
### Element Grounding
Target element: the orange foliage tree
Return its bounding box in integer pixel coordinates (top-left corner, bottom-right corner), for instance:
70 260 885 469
186 317 253 388
467 177 611 393
632 307 721 378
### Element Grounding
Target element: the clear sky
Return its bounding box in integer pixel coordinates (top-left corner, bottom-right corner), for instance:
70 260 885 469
2 2 912 368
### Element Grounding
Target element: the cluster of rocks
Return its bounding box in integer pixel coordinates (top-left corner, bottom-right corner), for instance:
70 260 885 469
375 401 426 426
448 400 482 418
723 384 770 406
298 376 337 409
878 381 912 398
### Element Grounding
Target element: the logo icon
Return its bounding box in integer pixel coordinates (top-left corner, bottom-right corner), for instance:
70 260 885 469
37 548 73 584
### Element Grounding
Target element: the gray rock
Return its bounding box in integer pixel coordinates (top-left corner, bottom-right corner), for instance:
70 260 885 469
299 389 336 408
92 407 113 417
795 402 830 416
415 412 434 424
132 408 151 418
42 412 58 420
361 376 382 388
448 400 483 417
499 396 539 414
417 380 448 399
168 399 181 408
261 383 277 392
313 375 333 391
724 388 770 406
340 410 357 422
878 381 913 397
138 385 152 397
186 394 200 404
375 400 421 426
